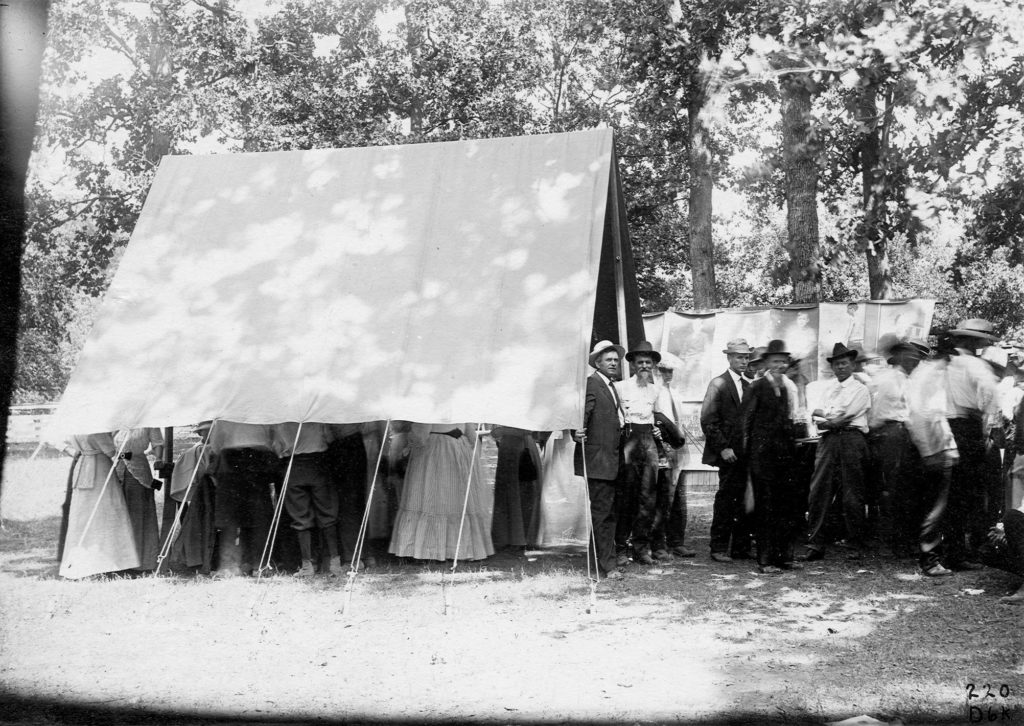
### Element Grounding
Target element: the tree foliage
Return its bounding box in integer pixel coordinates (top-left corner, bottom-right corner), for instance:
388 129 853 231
16 0 1024 400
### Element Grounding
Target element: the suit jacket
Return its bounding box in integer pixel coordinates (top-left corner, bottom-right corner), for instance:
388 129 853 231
574 372 622 480
741 376 795 455
700 370 745 466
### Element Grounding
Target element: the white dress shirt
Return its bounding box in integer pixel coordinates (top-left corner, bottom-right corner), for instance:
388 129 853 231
868 366 910 428
947 348 999 420
595 370 625 426
819 376 871 433
617 375 661 425
727 369 745 402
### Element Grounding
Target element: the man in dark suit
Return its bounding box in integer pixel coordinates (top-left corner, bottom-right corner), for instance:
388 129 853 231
701 338 753 562
741 339 798 573
575 339 626 579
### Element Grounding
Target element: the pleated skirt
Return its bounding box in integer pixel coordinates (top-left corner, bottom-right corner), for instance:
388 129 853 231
388 434 494 561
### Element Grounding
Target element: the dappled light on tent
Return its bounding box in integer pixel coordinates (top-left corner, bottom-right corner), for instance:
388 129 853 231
50 130 618 435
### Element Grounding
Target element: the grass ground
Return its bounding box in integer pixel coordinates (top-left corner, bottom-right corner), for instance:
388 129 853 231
0 453 1022 725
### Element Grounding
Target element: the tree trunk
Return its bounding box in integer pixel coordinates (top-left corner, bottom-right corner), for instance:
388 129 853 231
146 9 172 165
403 2 424 136
780 74 820 303
858 80 894 299
687 89 718 310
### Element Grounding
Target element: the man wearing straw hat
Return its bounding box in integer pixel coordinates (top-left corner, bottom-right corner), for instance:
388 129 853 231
701 338 754 563
574 340 626 580
799 342 872 561
944 318 1001 569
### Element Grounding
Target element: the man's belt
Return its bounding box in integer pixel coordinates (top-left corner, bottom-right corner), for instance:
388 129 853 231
869 420 905 432
823 427 866 436
623 423 654 434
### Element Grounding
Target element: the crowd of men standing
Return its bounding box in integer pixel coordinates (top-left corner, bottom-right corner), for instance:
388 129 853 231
578 318 1024 602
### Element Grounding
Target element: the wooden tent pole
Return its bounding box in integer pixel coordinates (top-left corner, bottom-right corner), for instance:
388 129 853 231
609 155 629 349
158 426 176 554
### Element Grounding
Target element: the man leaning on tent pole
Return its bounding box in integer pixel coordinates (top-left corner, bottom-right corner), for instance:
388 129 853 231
574 340 627 580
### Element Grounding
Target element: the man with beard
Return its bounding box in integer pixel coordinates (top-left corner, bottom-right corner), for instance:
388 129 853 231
701 339 753 563
574 340 626 580
615 341 665 566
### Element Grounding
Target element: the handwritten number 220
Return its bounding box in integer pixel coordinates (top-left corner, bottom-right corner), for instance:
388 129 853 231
967 684 1012 699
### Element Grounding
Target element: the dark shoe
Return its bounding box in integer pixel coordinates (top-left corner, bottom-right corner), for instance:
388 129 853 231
295 560 316 578
780 561 803 570
616 553 630 568
948 560 984 571
634 551 656 566
670 546 696 558
651 549 672 561
759 565 783 574
845 549 864 561
603 568 624 580
710 552 733 563
730 550 753 560
923 563 953 577
797 549 824 562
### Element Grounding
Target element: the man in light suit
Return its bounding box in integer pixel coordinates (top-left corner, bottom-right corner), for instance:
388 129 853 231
701 338 753 563
575 340 626 579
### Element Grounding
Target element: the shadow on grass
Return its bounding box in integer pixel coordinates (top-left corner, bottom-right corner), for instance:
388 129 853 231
0 690 989 726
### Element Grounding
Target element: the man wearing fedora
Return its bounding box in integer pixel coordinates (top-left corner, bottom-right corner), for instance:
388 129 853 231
574 340 626 580
944 318 1001 569
867 335 929 559
800 342 872 561
702 338 754 562
741 340 798 573
615 340 665 566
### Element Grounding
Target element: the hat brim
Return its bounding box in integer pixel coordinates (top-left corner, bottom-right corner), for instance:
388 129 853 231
625 350 662 364
826 350 859 363
722 348 753 355
589 344 625 367
950 328 999 341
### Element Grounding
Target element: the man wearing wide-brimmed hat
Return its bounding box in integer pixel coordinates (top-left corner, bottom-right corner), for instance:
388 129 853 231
701 338 754 563
943 318 1001 570
574 339 627 579
615 340 665 566
866 335 929 561
799 342 872 562
741 340 799 573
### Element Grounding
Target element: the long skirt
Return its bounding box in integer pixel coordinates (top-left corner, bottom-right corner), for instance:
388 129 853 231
491 433 541 548
122 471 160 571
388 434 494 561
60 456 141 579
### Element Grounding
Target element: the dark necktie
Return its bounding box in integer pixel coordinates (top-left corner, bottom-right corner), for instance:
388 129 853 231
608 380 625 422
740 377 750 400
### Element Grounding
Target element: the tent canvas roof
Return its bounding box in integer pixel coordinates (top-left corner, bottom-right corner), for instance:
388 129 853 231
51 129 642 436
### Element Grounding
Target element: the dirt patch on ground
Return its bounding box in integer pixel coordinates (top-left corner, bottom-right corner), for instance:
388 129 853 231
1 457 1022 724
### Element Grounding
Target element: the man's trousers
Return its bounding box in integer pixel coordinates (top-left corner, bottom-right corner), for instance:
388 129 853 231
806 429 869 553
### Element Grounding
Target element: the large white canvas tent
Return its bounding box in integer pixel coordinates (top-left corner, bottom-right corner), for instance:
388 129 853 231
50 129 644 438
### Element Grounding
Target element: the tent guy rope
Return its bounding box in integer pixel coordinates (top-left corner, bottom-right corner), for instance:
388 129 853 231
255 421 303 584
153 419 219 577
62 434 129 577
442 422 483 617
342 418 392 616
